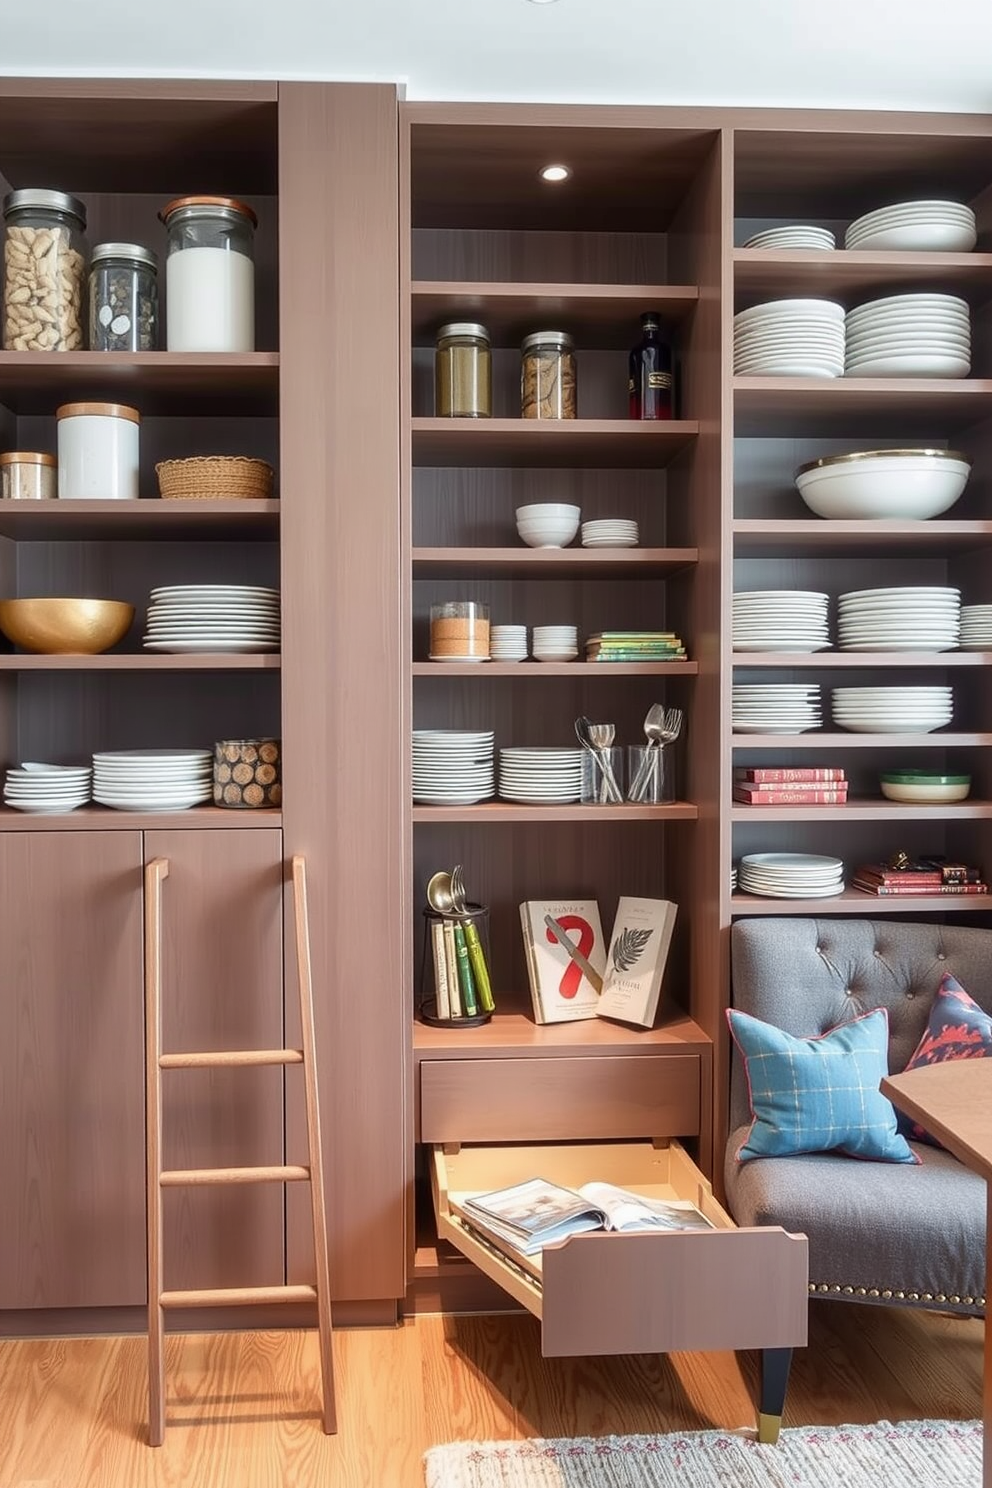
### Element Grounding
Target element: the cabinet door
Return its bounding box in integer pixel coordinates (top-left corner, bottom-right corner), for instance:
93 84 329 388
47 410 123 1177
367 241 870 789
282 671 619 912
0 831 145 1309
145 829 285 1291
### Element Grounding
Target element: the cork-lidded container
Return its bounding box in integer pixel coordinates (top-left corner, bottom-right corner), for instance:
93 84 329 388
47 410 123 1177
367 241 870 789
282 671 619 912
213 737 281 808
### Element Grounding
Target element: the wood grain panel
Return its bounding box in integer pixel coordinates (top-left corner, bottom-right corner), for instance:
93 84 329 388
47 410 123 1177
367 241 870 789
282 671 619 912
278 82 406 1303
0 830 145 1307
412 228 669 286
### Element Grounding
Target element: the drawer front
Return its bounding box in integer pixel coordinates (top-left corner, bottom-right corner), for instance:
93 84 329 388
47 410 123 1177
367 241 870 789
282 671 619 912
420 1055 700 1143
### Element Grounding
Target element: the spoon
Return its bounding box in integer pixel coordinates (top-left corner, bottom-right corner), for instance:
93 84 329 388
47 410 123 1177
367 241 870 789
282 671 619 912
575 716 623 803
629 702 667 801
425 870 456 915
631 705 684 802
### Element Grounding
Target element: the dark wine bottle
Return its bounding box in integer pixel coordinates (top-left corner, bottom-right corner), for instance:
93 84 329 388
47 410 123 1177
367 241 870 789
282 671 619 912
628 311 674 420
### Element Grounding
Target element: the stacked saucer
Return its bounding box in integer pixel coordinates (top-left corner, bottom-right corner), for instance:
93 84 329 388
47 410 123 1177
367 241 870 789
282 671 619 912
581 519 639 548
733 590 830 652
837 586 960 652
532 625 578 662
845 200 977 253
831 686 953 733
498 747 584 804
959 606 992 650
92 749 213 811
143 585 281 654
732 684 823 733
734 299 845 378
738 852 845 899
4 762 92 813
412 731 495 805
844 295 970 378
743 226 835 250
490 625 528 662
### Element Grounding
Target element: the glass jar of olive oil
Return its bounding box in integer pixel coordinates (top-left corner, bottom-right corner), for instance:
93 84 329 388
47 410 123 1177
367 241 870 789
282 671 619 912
435 322 492 417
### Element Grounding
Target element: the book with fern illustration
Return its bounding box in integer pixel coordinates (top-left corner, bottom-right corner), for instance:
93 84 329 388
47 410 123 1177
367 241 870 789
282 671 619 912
596 896 678 1029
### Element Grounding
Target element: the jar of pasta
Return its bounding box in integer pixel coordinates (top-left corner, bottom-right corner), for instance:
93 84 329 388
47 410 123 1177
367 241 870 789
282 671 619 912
3 189 87 351
521 331 576 419
435 323 491 418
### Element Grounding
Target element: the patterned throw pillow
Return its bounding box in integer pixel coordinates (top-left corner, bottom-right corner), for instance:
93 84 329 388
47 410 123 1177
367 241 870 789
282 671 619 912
896 972 992 1147
727 1006 917 1165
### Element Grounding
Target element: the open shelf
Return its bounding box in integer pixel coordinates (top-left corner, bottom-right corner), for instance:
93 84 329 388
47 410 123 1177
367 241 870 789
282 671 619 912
413 1007 710 1058
412 661 696 676
0 654 280 671
0 805 281 831
734 378 992 438
731 888 991 916
733 520 992 558
732 800 992 822
730 731 992 748
412 546 697 578
411 282 698 346
0 499 280 542
0 352 280 417
411 417 698 468
411 802 697 822
731 651 990 668
734 249 992 305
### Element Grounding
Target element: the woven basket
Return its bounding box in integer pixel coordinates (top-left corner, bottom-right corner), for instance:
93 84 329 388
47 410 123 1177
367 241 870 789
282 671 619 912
155 456 275 501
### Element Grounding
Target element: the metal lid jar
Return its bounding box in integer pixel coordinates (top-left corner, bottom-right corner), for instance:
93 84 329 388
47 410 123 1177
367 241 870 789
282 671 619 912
435 322 492 418
159 195 256 353
521 330 576 420
3 188 87 352
0 451 57 502
89 243 158 352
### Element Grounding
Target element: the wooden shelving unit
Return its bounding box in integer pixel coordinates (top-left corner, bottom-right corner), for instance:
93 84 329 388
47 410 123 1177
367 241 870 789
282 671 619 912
0 498 279 541
411 661 697 677
0 653 280 670
411 546 697 577
411 417 699 467
0 350 279 415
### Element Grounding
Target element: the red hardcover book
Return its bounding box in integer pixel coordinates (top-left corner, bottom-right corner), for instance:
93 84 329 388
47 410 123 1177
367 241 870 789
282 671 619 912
854 863 945 886
852 879 989 896
733 768 846 784
733 788 849 805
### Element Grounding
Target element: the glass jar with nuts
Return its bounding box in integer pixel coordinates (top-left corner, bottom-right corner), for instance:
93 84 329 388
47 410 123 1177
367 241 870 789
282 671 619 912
521 331 577 419
3 189 88 352
89 243 158 352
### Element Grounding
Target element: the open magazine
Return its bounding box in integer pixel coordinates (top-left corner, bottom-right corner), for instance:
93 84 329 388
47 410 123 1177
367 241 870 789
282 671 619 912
452 1176 714 1258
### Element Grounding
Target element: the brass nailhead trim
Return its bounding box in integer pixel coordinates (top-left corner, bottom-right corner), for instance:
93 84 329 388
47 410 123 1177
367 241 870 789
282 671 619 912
810 1282 984 1308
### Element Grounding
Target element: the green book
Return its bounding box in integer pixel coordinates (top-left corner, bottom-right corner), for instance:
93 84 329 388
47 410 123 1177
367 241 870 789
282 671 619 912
464 921 495 1012
453 923 479 1016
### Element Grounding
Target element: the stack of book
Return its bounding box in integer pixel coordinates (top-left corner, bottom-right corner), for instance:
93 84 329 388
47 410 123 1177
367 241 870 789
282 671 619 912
852 860 988 897
584 631 687 663
733 766 848 805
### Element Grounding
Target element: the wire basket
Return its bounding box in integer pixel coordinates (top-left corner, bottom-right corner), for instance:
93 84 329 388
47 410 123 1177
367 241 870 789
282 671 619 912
155 456 275 501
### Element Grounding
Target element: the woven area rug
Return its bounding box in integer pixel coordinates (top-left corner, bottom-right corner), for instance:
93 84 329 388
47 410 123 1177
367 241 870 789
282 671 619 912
424 1419 983 1487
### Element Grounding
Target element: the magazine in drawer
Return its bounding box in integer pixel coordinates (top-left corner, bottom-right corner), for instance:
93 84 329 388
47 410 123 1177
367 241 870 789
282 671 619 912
431 1139 808 1359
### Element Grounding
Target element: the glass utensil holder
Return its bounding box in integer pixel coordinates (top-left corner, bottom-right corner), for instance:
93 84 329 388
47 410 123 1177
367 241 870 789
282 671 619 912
419 904 494 1027
628 744 676 803
580 748 624 804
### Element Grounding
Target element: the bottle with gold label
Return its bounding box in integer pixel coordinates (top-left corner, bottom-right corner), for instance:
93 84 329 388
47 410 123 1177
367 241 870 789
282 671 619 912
628 311 674 419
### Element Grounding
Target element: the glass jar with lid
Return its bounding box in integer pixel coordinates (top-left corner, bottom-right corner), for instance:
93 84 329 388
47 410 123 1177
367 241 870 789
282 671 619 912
89 243 158 351
435 322 492 418
0 451 57 501
521 331 577 419
3 188 87 351
159 196 257 352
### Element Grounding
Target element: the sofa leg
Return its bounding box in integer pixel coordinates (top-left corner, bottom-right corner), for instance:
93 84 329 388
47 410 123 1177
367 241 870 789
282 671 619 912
757 1347 793 1443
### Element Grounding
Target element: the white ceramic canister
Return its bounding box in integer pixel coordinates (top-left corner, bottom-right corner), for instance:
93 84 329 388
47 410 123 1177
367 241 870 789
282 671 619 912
57 402 141 501
160 195 256 353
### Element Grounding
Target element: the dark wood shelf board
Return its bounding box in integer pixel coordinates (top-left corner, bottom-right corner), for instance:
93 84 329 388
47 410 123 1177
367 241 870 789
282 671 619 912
413 1007 710 1058
0 352 279 417
412 660 696 676
733 519 992 557
411 417 698 469
411 282 698 346
734 249 992 307
731 731 992 748
731 888 992 917
0 499 279 541
0 653 280 671
732 651 990 668
732 800 992 822
734 378 992 438
411 801 697 822
0 805 281 831
412 546 696 578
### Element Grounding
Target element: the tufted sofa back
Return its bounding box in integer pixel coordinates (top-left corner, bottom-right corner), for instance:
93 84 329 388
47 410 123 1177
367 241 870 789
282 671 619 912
729 918 992 1132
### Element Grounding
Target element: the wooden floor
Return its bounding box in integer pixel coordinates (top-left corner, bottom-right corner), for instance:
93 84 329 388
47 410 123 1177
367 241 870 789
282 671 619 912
0 1303 982 1488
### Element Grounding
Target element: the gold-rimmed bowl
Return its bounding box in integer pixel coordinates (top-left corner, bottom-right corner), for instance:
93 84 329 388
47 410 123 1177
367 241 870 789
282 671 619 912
0 597 135 654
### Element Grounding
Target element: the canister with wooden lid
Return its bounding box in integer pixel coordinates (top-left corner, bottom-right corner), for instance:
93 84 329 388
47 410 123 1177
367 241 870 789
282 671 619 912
0 451 57 501
56 402 141 501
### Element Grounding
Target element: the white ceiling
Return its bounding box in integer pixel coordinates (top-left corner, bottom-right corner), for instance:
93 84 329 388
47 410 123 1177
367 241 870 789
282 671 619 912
4 0 992 114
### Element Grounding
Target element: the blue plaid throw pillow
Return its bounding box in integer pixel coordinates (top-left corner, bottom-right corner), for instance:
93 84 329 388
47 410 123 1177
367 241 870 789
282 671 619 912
727 1006 917 1164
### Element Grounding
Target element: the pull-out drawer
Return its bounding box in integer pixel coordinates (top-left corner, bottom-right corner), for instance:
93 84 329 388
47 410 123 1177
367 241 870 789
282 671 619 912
431 1139 808 1359
420 1055 700 1143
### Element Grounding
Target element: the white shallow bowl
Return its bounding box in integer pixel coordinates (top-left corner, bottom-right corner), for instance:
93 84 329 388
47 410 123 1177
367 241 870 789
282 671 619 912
880 780 971 803
795 450 970 519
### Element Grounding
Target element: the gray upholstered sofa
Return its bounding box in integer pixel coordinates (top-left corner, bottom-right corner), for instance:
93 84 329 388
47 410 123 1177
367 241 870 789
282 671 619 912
725 917 987 1316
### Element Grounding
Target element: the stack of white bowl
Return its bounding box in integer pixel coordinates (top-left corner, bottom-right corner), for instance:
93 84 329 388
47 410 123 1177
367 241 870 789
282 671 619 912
532 624 578 662
830 686 953 733
498 747 584 804
732 684 823 733
490 624 528 661
734 299 845 378
92 749 213 811
412 730 495 805
844 294 970 378
845 200 977 252
794 447 971 520
742 226 835 250
959 606 992 650
515 504 580 549
733 590 830 652
837 586 961 652
4 761 92 813
143 585 281 654
580 519 639 548
738 852 845 899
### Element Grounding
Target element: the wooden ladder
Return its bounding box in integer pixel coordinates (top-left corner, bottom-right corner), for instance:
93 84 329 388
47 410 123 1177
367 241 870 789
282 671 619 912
144 852 336 1446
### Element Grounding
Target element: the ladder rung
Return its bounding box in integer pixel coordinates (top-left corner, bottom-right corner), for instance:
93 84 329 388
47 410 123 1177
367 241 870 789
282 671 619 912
160 1048 304 1069
160 1164 310 1187
160 1284 318 1309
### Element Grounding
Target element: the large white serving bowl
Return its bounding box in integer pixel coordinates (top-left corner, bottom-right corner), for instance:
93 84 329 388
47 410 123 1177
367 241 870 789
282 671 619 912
795 449 971 519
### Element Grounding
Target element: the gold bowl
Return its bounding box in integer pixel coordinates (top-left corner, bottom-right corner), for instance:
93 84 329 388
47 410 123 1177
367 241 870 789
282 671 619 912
0 598 135 654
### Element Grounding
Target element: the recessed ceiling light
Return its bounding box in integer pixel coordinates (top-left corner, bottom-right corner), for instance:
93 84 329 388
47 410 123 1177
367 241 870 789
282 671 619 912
528 0 561 5
540 164 571 183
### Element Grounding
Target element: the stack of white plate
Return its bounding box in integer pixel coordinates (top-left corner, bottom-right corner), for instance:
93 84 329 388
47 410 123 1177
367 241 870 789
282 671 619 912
498 747 584 804
831 686 953 733
743 226 836 250
844 294 970 378
490 625 528 662
734 299 845 378
845 200 977 253
532 625 578 662
4 762 92 813
92 749 213 811
732 684 823 733
412 731 495 805
959 605 992 650
739 852 845 899
580 519 639 548
143 585 281 654
837 586 961 652
733 590 830 652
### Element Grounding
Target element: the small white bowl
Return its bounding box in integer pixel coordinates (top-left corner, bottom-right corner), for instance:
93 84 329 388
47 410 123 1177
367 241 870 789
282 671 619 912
516 503 580 520
880 779 971 803
795 449 970 520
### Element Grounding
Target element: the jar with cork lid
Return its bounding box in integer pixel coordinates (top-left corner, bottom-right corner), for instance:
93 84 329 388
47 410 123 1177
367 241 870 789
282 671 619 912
521 331 577 419
435 323 492 418
429 602 490 662
0 451 57 501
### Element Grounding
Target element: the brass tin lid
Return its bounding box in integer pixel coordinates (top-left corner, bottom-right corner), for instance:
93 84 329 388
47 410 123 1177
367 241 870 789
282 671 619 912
56 402 141 424
522 330 574 353
159 195 258 228
796 448 967 477
0 451 56 466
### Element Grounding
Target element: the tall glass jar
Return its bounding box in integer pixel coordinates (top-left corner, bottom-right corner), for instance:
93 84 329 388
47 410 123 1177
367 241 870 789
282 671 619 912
521 331 577 419
435 322 492 417
160 196 256 352
3 188 87 351
89 243 158 351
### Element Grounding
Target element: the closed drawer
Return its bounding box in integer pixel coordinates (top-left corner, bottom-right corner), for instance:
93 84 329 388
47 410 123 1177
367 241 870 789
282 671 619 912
431 1139 808 1359
420 1055 700 1143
